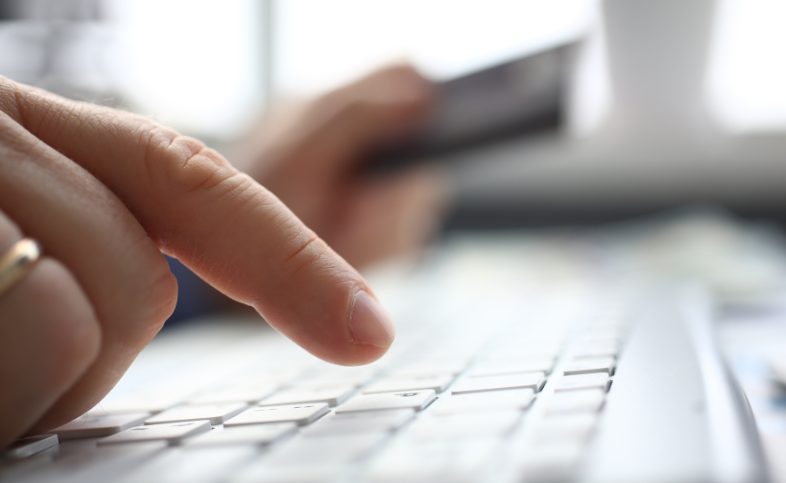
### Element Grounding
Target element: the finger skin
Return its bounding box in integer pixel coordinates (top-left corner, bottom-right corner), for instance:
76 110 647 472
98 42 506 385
0 110 177 432
329 166 452 268
0 216 100 449
240 65 434 176
240 65 444 267
0 77 392 366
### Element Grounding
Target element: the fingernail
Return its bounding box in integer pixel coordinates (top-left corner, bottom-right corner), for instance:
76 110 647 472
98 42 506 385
349 290 396 348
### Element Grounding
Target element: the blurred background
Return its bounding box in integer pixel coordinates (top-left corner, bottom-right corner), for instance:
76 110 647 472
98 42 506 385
3 0 786 317
2 0 786 231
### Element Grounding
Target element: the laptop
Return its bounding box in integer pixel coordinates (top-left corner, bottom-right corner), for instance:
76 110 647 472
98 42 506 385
0 212 772 483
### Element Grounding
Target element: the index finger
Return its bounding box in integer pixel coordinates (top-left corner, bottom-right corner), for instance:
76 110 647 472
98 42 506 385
0 78 395 365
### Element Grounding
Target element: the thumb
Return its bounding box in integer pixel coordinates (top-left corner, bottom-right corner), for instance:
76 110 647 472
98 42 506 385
0 78 395 365
258 65 434 177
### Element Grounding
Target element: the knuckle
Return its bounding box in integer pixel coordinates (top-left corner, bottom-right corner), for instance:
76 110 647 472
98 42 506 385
0 255 101 447
140 125 234 197
109 231 177 339
0 77 28 123
22 258 102 372
281 224 332 275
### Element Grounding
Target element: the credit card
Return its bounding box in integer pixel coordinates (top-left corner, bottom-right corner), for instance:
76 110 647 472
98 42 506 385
368 42 577 173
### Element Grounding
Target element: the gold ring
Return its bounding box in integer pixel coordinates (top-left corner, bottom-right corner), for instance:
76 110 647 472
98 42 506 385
0 238 42 298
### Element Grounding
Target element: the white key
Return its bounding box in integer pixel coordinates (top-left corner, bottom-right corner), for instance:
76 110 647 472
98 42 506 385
388 359 468 377
555 373 611 392
490 341 563 357
264 433 386 468
115 447 256 483
16 442 165 483
366 438 497 482
95 385 200 414
259 384 355 407
304 409 414 437
1 434 58 458
300 365 382 386
563 357 615 376
98 420 211 445
431 389 535 415
145 403 247 425
52 413 150 440
467 358 555 377
224 403 329 427
406 411 520 440
581 333 623 346
486 347 561 360
532 413 598 443
363 375 453 394
547 389 605 414
225 367 306 385
573 339 620 358
299 377 367 387
451 372 545 395
336 390 436 413
187 381 278 405
184 423 297 447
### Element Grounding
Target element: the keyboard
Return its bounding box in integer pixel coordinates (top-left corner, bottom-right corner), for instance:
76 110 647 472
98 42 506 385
0 229 770 483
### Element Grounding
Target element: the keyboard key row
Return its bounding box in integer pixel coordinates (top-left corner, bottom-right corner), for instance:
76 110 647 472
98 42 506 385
52 413 150 440
187 381 279 405
0 434 59 459
572 339 620 359
563 357 616 376
467 358 555 377
98 420 211 445
387 358 469 377
431 389 535 415
531 413 598 443
555 373 611 392
451 372 546 395
303 410 415 437
256 433 387 470
185 423 297 447
259 383 355 407
225 404 329 427
365 438 498 483
547 389 606 415
363 374 454 394
405 411 522 441
146 403 247 426
336 390 436 413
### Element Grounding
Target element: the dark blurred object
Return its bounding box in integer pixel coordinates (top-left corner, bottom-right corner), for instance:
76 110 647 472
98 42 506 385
369 43 576 173
164 256 227 325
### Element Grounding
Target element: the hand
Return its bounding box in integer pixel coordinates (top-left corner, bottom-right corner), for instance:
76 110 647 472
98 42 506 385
233 66 451 269
0 77 395 448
